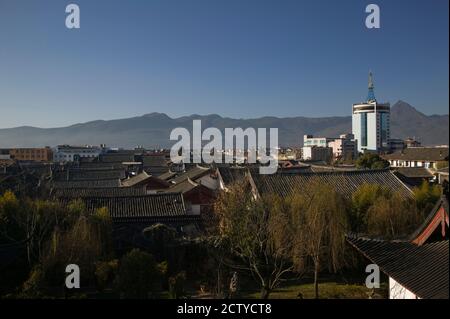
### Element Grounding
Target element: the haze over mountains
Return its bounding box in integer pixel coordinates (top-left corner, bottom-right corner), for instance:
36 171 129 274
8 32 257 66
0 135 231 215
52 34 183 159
0 101 448 148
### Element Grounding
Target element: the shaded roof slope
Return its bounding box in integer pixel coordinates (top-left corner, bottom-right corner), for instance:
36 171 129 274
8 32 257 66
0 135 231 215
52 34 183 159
217 166 249 186
170 165 211 184
52 179 121 189
347 236 448 299
59 193 187 221
51 187 146 198
383 147 449 162
250 169 412 199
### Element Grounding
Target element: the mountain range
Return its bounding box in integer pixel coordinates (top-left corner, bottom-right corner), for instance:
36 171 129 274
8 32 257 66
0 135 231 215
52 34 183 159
0 101 448 148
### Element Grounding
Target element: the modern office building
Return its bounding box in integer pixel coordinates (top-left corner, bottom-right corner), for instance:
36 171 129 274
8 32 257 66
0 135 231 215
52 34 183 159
352 72 390 153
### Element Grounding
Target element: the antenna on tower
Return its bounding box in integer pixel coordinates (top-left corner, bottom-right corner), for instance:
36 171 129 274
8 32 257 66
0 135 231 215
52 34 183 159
368 71 374 89
367 71 376 102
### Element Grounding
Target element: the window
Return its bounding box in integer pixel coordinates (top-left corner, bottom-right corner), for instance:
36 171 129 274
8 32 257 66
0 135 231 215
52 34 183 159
380 113 389 147
361 113 368 147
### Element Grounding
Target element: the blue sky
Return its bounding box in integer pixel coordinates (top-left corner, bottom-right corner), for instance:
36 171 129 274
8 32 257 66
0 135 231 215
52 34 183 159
0 0 448 128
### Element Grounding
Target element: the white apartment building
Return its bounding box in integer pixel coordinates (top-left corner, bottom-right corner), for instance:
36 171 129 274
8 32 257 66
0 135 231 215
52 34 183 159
303 135 335 148
53 145 103 163
303 134 356 160
327 133 357 160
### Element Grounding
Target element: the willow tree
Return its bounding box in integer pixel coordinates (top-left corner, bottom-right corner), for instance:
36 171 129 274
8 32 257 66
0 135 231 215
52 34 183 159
367 192 423 239
215 182 298 299
292 179 349 299
413 181 442 214
350 183 392 234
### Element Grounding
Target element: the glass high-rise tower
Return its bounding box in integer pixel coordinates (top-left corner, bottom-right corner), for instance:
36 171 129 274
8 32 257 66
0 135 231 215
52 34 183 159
352 72 390 153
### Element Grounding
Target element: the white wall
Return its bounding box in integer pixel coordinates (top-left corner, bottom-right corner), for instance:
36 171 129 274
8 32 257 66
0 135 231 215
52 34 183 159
352 114 361 152
389 277 418 299
53 148 101 162
302 147 313 160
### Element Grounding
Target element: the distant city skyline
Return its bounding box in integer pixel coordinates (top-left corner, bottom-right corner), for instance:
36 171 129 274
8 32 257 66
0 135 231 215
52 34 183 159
0 0 448 129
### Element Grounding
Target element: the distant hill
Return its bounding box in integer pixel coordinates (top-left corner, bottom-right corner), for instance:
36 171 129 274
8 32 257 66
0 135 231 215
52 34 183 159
390 100 449 145
0 101 447 148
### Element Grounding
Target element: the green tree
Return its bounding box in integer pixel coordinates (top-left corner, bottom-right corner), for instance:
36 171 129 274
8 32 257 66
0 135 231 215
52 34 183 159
0 190 22 242
20 266 45 298
0 192 67 265
413 181 441 214
40 215 104 288
350 184 392 233
356 153 389 170
95 259 118 292
292 180 349 299
215 182 298 299
91 207 114 259
367 192 423 239
114 249 165 298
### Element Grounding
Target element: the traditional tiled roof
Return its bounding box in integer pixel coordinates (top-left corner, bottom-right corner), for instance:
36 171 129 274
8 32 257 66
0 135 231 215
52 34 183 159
158 170 177 181
165 178 198 194
310 164 358 173
346 236 449 299
217 166 248 187
51 187 147 198
100 153 136 163
144 166 170 176
59 193 188 222
382 147 449 162
409 196 449 245
77 161 125 170
170 165 211 184
52 179 121 189
250 169 413 200
394 167 434 178
53 169 125 181
121 171 152 187
142 155 168 167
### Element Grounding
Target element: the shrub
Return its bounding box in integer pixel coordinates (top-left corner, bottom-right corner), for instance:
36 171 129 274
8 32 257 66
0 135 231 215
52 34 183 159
114 249 164 299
